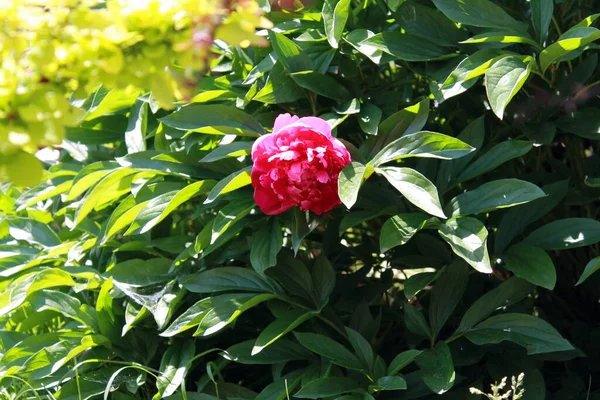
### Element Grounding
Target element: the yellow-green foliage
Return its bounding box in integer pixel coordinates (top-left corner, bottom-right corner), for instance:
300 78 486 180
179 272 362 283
0 0 270 186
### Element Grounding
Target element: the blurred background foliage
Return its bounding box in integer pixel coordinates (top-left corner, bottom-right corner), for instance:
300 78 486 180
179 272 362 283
1 0 600 399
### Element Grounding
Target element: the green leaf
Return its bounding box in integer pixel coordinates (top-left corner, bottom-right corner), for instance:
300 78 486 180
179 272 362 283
415 341 455 394
253 62 306 104
460 31 540 48
323 0 351 49
106 258 172 287
256 371 304 400
162 293 277 337
371 376 407 391
522 218 600 250
380 213 431 252
29 290 98 331
377 167 446 218
125 99 148 154
211 197 255 244
396 1 467 47
370 131 474 167
364 98 429 157
252 308 316 354
154 340 195 399
345 29 384 64
334 98 360 115
339 207 396 236
0 269 75 315
503 244 556 290
494 180 569 253
268 31 312 73
295 377 362 399
338 162 368 209
224 339 314 364
200 142 252 163
576 257 600 286
555 108 600 139
455 277 533 334
291 71 351 101
99 195 145 243
404 271 439 299
73 168 137 226
465 313 574 354
117 152 220 179
429 262 469 340
294 332 363 370
250 219 283 274
438 217 492 273
446 179 546 217
312 256 336 308
432 0 527 33
345 327 374 371
455 140 533 184
485 56 532 119
530 0 553 44
404 302 431 338
267 253 316 304
205 167 252 204
183 266 279 294
435 49 507 101
358 103 382 135
387 349 423 376
361 32 455 62
4 217 61 247
127 180 216 235
540 27 600 73
160 105 264 136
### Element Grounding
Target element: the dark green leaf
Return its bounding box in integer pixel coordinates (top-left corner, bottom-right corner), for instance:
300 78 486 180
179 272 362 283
576 256 600 286
380 213 431 252
429 262 469 340
522 218 600 250
446 179 546 217
312 256 336 308
361 33 455 62
160 105 264 136
251 219 283 274
432 0 528 33
388 349 423 376
358 103 382 135
291 71 351 101
396 2 467 46
252 308 316 354
503 244 556 290
294 332 363 370
345 327 374 371
224 339 314 364
494 180 569 253
182 267 279 293
295 377 362 399
455 141 533 184
404 302 431 338
415 341 455 394
530 0 553 43
371 376 407 391
455 277 533 334
465 313 574 354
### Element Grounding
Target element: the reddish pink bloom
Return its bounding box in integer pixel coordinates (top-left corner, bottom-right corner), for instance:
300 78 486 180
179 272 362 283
251 114 351 215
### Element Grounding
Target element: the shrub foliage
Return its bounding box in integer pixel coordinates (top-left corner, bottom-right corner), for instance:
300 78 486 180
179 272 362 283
1 0 600 399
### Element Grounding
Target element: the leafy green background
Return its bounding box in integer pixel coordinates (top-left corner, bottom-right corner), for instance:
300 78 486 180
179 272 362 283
1 0 600 399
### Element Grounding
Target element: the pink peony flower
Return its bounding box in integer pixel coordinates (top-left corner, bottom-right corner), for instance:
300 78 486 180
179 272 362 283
251 114 351 215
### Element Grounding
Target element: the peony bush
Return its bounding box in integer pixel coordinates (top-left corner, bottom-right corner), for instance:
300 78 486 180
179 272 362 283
1 0 600 399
